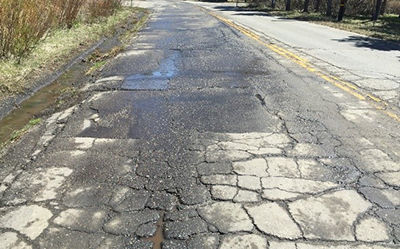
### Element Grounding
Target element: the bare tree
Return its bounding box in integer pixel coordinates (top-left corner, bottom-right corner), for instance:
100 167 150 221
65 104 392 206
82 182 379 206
286 0 291 10
380 0 387 15
337 0 345 21
303 0 310 12
326 0 332 16
372 0 383 21
314 0 321 11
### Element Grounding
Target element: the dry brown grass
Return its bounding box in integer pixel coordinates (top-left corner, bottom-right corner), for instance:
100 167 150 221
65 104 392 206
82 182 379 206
0 0 54 59
0 0 123 60
54 0 87 28
0 7 145 95
86 0 123 20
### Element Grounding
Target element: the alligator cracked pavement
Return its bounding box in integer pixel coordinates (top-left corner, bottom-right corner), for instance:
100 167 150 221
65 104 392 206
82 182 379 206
1 0 400 248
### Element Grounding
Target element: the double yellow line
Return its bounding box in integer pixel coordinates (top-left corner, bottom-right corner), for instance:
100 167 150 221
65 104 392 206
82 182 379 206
206 10 400 123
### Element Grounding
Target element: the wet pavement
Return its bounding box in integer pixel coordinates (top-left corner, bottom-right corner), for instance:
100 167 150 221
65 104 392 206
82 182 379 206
1 0 400 248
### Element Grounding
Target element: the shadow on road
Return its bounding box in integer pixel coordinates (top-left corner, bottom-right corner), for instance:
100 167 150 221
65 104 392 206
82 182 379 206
208 4 400 51
213 5 241 11
333 36 400 51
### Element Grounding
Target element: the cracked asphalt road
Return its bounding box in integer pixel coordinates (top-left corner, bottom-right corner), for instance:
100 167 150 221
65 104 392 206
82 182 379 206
194 1 400 108
1 0 400 248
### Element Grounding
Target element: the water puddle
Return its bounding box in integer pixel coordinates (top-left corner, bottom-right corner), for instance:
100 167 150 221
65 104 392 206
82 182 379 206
0 37 128 146
0 68 88 146
121 51 180 90
0 82 61 145
146 213 164 249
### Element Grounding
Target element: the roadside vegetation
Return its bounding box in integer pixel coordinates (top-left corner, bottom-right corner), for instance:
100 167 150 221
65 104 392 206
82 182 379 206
0 0 138 95
238 0 400 42
0 0 149 149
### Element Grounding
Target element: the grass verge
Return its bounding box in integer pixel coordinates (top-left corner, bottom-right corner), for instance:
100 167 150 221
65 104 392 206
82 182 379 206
245 8 400 42
0 7 149 150
0 7 146 96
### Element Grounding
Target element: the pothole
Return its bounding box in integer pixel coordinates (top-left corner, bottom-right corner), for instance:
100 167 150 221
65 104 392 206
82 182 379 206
121 51 180 90
146 212 164 249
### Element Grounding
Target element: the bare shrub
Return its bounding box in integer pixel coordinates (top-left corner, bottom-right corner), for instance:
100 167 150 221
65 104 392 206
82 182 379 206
387 0 400 14
54 0 87 28
0 0 122 60
86 0 123 20
0 0 54 59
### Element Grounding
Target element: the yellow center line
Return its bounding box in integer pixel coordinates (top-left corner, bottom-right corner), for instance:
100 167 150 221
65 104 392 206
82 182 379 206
205 9 400 123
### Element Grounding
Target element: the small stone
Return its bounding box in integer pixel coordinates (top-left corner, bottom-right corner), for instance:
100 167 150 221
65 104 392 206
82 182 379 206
376 171 400 187
198 202 253 233
266 157 300 177
201 174 237 185
289 190 371 241
219 234 267 249
237 175 261 190
211 185 237 200
262 189 301 200
355 217 389 242
246 203 301 239
233 190 259 202
233 158 268 176
0 205 52 240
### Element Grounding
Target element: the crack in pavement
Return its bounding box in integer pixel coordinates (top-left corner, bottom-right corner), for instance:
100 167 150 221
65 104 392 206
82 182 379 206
1 0 400 248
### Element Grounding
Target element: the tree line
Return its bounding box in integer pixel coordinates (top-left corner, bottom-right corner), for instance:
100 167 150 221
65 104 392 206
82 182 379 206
244 0 400 21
